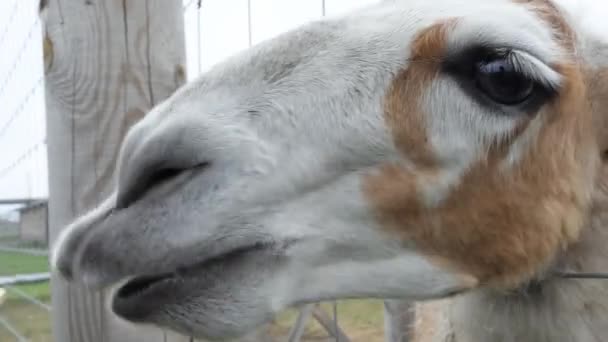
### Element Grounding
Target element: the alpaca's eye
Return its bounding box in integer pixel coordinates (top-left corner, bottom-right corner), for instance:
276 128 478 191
444 46 558 114
474 56 535 105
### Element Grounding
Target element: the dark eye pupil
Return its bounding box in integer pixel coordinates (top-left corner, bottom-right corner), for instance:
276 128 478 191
475 58 534 105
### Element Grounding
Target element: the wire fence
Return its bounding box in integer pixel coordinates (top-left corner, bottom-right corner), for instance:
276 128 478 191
0 0 47 202
0 277 51 342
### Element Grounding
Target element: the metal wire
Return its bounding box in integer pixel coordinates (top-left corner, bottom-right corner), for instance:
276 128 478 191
0 19 41 100
183 0 197 11
0 2 46 195
0 77 44 140
0 141 45 179
6 286 51 312
555 271 608 279
0 315 27 342
0 0 20 52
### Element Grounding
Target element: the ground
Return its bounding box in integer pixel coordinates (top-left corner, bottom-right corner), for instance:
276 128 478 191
0 247 386 341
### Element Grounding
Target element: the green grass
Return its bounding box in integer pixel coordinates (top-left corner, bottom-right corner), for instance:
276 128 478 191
0 250 52 341
0 299 52 342
0 251 51 301
0 235 48 249
0 251 49 276
6 282 51 302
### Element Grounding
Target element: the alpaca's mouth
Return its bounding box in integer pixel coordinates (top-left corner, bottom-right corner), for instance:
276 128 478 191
111 242 282 322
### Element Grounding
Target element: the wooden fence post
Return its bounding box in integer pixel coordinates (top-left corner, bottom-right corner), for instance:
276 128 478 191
42 1 189 341
384 300 415 342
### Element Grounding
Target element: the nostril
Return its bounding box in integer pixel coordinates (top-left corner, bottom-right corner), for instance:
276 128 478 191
117 167 184 209
147 168 184 188
116 162 210 210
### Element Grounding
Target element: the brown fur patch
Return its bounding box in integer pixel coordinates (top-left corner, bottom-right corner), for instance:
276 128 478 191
588 68 608 154
367 18 599 287
414 159 608 342
384 22 451 168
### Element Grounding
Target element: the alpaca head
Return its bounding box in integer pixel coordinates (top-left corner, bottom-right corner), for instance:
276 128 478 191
51 0 608 339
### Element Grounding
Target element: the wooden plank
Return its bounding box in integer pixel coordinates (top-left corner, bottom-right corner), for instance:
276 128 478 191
312 306 351 342
288 304 316 342
383 300 415 342
41 0 187 341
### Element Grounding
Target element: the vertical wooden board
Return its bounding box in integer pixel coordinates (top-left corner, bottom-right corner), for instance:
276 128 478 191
249 0 323 45
43 0 186 341
384 300 415 342
288 304 316 342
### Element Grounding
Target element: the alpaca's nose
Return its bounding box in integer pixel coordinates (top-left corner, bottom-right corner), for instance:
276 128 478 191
114 121 214 209
116 164 199 209
51 193 118 282
116 160 211 210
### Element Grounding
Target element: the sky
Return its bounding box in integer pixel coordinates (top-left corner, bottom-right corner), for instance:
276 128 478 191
0 0 607 216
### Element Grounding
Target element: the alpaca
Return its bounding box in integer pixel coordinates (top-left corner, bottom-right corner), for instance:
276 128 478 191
51 0 608 341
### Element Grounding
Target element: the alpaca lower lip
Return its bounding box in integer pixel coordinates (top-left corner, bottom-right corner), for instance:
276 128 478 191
112 274 180 322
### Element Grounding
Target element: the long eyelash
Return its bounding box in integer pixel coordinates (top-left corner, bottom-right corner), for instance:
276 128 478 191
440 45 562 91
438 45 559 114
507 50 561 92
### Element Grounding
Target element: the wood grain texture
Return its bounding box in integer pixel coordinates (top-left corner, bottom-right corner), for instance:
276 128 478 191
384 300 415 342
42 0 188 341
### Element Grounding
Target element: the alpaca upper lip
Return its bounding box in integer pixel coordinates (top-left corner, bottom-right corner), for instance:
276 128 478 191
113 241 277 300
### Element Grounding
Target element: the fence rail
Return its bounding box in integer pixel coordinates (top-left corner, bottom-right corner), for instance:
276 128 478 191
0 246 48 256
0 273 50 287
